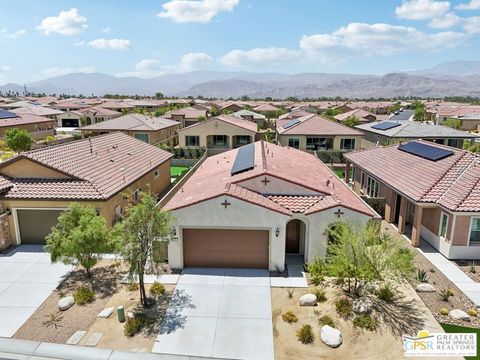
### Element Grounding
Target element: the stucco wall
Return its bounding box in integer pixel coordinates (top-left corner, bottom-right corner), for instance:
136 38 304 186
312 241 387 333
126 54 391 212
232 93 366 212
1 158 72 179
421 207 441 235
453 215 472 246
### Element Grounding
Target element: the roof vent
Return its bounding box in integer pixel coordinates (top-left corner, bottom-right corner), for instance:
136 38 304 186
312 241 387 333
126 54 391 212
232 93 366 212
110 159 114 162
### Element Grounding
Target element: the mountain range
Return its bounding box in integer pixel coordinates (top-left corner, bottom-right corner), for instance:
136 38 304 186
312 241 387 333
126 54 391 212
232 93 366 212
2 60 480 99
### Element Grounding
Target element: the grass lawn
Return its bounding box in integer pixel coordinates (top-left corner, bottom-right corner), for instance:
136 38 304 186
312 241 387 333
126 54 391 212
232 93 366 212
170 166 189 178
333 169 344 179
440 323 479 360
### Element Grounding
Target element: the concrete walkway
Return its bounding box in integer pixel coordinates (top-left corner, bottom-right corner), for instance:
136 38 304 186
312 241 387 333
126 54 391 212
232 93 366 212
270 255 308 288
418 241 480 307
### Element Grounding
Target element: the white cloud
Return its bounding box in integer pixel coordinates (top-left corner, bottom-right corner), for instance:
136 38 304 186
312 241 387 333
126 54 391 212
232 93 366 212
158 0 239 23
39 67 95 79
220 47 301 67
456 0 480 10
178 52 213 71
464 16 480 33
1 29 27 39
102 27 111 34
37 8 87 35
396 0 450 20
86 38 131 50
429 13 461 28
300 23 467 57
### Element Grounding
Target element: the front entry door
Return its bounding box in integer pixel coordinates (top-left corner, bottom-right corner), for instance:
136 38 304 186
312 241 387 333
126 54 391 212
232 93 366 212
286 220 300 254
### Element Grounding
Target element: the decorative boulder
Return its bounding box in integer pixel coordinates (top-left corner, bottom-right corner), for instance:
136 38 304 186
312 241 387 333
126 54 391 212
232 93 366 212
320 325 342 348
58 296 75 311
353 299 371 314
415 283 436 292
450 309 471 321
299 293 317 306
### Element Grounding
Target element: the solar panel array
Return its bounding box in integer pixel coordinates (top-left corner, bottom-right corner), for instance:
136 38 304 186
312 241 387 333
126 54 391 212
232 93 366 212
398 141 453 161
231 143 255 175
0 109 18 119
371 121 401 131
282 118 300 129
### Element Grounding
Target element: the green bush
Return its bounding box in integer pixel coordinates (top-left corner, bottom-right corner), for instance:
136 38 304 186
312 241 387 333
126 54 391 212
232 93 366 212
282 310 298 324
149 282 165 297
376 284 395 303
416 269 428 283
314 288 327 303
73 286 95 305
318 315 335 328
310 274 324 286
353 315 378 331
124 313 152 337
335 298 353 318
296 324 314 344
126 282 139 292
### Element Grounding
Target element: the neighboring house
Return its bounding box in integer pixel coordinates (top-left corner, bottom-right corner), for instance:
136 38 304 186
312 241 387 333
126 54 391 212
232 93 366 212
356 121 477 148
446 113 480 132
50 101 86 112
276 114 363 152
177 115 260 149
98 101 135 112
231 109 267 127
11 106 64 120
78 113 179 145
389 109 414 121
345 140 480 259
253 103 280 114
57 106 121 128
334 109 376 123
219 102 244 113
163 107 208 128
0 113 56 140
279 109 312 120
0 132 172 247
124 100 163 112
163 141 378 270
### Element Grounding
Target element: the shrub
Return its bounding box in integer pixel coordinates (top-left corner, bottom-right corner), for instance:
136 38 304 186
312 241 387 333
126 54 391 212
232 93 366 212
469 261 477 274
296 324 314 344
282 310 298 324
439 288 453 302
447 288 455 297
468 308 478 317
335 298 353 318
439 308 449 316
376 284 395 303
429 268 436 273
314 288 327 303
287 289 294 298
73 286 95 305
318 315 335 328
416 269 428 283
353 315 378 331
307 258 325 276
149 282 165 297
124 313 152 337
126 282 139 292
310 274 324 286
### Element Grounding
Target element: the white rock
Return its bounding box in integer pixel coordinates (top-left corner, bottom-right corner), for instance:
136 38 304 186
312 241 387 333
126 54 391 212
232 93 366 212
415 283 436 292
58 296 75 311
127 311 135 319
320 325 342 348
299 293 317 306
353 299 371 314
450 309 471 321
97 307 114 318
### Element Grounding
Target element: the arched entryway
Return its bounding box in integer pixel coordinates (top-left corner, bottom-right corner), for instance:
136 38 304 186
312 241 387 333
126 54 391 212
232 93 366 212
285 219 306 255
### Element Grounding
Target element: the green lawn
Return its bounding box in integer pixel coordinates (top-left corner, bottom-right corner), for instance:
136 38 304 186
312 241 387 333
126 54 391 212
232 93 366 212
441 323 479 360
333 169 345 179
170 166 189 178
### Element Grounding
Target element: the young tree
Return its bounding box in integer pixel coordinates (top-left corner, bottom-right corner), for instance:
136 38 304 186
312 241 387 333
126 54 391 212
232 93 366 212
443 117 462 130
343 116 360 128
114 192 175 306
326 221 414 297
5 128 33 152
46 203 113 279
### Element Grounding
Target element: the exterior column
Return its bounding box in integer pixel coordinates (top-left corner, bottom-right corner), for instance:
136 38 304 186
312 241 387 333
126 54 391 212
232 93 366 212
411 205 423 247
397 196 408 234
384 191 395 223
344 161 351 183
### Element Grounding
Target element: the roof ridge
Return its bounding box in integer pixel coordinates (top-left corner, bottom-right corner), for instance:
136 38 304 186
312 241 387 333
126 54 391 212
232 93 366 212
261 140 268 172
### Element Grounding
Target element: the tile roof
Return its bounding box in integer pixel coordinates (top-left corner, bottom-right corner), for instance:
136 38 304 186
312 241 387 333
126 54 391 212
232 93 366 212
232 109 266 120
11 106 64 117
163 107 207 119
277 114 364 136
253 104 280 112
164 141 376 218
345 140 480 212
180 115 258 133
334 109 375 122
98 101 135 110
78 113 179 132
0 132 173 200
78 106 121 117
278 110 312 120
0 113 56 128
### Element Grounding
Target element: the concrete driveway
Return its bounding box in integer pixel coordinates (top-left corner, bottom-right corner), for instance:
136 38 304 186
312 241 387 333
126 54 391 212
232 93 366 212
152 268 274 360
0 245 73 337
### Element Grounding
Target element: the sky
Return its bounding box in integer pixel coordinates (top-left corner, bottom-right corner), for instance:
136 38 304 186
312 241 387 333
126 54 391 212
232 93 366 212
1 0 480 84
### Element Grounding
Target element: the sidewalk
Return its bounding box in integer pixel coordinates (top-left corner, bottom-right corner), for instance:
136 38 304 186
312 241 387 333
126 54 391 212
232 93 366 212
418 241 480 308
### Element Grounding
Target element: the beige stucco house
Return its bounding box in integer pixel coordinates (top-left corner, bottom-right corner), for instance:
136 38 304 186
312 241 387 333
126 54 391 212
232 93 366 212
0 111 56 140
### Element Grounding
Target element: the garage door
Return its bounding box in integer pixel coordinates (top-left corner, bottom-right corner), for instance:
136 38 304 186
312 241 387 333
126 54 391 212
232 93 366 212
16 209 64 244
183 229 269 268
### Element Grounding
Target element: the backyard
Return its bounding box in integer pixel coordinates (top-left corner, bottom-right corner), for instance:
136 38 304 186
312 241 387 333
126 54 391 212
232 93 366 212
170 166 189 179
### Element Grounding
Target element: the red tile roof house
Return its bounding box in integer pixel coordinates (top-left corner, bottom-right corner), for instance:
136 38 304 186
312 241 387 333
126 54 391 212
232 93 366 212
0 112 56 140
334 108 377 124
177 115 261 151
56 106 121 128
0 132 172 248
276 114 364 152
344 140 480 259
163 107 208 128
164 141 378 270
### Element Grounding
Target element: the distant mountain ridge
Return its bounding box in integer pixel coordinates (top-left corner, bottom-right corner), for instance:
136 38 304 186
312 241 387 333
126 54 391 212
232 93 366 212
2 60 480 99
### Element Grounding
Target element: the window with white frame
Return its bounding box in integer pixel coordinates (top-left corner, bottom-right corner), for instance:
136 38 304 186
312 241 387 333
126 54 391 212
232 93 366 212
361 171 378 197
469 218 480 244
439 212 449 239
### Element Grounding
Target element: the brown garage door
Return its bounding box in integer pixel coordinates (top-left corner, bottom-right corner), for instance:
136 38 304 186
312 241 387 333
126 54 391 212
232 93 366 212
183 229 269 268
16 209 63 244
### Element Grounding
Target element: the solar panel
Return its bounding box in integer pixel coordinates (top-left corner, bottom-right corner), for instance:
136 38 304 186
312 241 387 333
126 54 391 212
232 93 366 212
0 109 18 119
231 143 255 175
282 118 300 129
398 141 453 161
371 121 401 131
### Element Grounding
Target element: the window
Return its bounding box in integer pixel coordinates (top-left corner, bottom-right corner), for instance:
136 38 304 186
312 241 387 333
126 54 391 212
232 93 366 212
350 165 355 184
133 188 140 202
340 138 356 150
469 218 480 244
154 169 160 178
115 205 123 217
361 171 378 197
361 172 366 189
236 135 251 145
213 135 227 146
134 133 149 143
447 139 460 148
439 212 449 239
185 135 199 146
288 138 300 149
